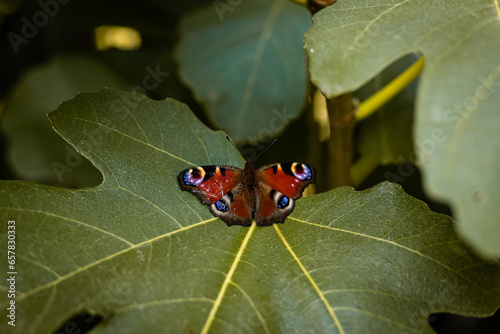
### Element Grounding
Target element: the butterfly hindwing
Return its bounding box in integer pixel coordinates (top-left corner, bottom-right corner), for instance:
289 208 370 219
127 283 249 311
211 182 254 226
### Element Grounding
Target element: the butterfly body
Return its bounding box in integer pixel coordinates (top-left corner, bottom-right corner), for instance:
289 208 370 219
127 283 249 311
178 162 315 226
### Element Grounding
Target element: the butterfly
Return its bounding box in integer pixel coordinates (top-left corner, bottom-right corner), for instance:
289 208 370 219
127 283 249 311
177 162 316 226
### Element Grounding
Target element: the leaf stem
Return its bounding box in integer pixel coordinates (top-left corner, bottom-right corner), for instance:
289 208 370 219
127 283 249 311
356 57 424 121
326 93 357 188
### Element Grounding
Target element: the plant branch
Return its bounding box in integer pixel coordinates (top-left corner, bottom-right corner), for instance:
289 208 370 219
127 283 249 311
326 93 357 188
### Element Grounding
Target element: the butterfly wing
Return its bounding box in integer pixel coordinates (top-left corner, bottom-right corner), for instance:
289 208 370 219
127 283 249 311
177 165 253 226
178 162 315 226
255 162 316 225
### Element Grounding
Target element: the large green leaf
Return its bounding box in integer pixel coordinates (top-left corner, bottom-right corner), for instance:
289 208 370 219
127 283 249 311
176 0 311 142
303 0 500 257
1 89 499 333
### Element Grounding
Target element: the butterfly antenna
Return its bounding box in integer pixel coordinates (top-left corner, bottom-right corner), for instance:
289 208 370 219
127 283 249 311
251 138 277 163
226 135 238 150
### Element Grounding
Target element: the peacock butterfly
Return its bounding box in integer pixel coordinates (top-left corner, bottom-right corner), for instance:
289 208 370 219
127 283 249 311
177 162 316 226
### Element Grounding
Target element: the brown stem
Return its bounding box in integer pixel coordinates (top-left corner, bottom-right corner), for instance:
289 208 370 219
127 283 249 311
326 93 357 188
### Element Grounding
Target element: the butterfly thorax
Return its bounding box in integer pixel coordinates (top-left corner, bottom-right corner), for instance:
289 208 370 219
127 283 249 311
242 162 258 212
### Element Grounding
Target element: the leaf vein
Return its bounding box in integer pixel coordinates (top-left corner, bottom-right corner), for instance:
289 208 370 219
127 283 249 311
29 286 57 334
200 222 256 334
57 115 194 165
118 186 183 228
342 0 410 64
332 306 421 333
0 207 134 246
177 104 211 164
10 218 217 306
291 218 484 291
112 90 151 144
238 0 287 120
274 224 345 334
17 254 61 279
229 282 271 334
114 298 214 314
327 191 391 227
411 4 491 49
324 288 438 304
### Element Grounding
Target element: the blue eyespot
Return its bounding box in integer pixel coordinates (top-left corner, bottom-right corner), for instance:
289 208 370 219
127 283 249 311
183 169 203 186
215 199 229 212
292 163 313 180
277 195 289 209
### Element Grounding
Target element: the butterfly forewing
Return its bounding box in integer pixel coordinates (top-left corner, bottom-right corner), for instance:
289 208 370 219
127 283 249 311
177 165 242 204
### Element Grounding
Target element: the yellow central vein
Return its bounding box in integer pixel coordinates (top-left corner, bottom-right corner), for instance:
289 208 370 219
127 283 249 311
201 222 256 334
273 225 345 334
495 0 500 20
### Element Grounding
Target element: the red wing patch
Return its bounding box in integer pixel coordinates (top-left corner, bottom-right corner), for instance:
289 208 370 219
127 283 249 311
259 163 315 199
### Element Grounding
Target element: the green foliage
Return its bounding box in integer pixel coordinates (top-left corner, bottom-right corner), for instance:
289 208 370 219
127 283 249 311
0 90 499 333
304 0 500 257
176 0 310 142
356 56 416 165
1 56 128 188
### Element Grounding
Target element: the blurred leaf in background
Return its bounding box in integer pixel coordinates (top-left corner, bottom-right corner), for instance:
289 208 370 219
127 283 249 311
1 56 129 187
176 0 311 143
